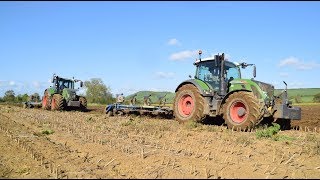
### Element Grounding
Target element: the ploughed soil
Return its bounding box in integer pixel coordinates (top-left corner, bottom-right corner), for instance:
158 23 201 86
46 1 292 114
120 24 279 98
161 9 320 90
0 104 319 179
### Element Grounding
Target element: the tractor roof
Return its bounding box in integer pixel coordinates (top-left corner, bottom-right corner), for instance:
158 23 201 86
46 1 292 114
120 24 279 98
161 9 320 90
194 57 238 66
57 76 73 81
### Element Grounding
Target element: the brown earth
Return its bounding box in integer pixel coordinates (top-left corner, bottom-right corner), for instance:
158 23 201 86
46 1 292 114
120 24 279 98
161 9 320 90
0 104 319 179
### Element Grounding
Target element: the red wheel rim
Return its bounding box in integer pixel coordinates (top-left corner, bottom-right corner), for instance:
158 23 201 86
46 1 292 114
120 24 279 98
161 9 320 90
230 101 248 123
178 94 194 117
42 96 47 107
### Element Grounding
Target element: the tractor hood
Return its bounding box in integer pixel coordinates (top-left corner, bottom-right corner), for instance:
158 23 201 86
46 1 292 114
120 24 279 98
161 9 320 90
229 79 273 101
251 80 274 98
62 88 78 101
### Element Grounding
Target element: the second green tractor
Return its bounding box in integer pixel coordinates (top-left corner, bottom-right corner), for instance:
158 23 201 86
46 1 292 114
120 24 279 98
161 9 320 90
42 74 87 111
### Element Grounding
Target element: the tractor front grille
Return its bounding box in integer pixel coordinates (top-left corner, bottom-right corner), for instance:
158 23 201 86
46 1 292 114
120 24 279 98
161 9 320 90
70 91 76 100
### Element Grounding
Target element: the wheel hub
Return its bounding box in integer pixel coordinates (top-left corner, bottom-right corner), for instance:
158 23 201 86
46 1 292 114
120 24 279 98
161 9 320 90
237 107 246 117
230 101 248 123
178 94 194 117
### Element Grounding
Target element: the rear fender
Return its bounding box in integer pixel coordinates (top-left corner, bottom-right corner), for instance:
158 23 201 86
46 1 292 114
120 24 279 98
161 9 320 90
43 88 53 97
175 79 213 96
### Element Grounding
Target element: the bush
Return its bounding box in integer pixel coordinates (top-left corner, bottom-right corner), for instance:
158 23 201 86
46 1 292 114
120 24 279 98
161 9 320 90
42 129 54 135
256 123 280 139
313 93 320 103
294 94 302 103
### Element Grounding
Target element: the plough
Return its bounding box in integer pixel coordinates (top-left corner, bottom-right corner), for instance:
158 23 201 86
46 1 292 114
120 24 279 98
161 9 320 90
22 95 42 108
105 94 173 118
23 101 42 108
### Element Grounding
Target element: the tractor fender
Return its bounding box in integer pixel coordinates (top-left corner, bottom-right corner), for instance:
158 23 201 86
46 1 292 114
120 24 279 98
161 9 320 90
217 89 251 115
175 79 210 96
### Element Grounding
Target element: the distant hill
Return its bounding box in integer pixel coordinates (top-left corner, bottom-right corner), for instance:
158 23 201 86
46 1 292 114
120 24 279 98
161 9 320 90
124 88 320 105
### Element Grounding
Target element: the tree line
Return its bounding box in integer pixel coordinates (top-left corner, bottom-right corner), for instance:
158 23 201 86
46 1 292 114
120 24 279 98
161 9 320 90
0 90 41 103
0 78 116 105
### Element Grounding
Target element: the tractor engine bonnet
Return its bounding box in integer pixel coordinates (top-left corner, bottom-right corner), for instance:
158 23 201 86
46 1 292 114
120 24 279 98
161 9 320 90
63 88 77 101
252 80 274 98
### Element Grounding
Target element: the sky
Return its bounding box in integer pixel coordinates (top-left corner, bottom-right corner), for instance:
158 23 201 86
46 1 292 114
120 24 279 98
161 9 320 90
0 1 320 97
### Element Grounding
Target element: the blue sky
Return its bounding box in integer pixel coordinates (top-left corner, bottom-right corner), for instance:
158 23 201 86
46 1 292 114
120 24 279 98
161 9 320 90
0 1 320 97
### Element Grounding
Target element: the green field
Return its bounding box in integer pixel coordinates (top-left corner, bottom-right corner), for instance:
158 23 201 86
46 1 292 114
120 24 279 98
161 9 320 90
124 88 320 105
275 88 320 103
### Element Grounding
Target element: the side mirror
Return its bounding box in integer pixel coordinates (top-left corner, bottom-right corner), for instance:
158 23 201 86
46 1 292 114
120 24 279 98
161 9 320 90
253 65 256 78
80 81 83 87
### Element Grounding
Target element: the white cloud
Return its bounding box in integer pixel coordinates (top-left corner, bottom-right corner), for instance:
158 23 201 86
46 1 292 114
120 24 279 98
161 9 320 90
0 80 4 87
169 50 198 61
112 87 143 96
154 71 175 79
278 57 299 67
278 56 320 70
297 62 320 70
167 38 181 46
32 81 41 89
279 72 289 77
288 81 304 88
9 81 16 86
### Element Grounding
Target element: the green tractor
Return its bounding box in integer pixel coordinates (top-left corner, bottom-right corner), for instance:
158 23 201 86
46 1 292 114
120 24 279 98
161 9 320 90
174 51 301 130
42 74 87 111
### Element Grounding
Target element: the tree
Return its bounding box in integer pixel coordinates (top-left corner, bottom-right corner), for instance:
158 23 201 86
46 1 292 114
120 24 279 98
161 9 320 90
22 93 29 102
3 90 15 102
15 93 30 102
313 93 320 103
84 78 115 104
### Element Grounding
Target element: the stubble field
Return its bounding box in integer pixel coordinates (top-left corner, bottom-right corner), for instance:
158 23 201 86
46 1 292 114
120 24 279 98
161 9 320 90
0 104 320 179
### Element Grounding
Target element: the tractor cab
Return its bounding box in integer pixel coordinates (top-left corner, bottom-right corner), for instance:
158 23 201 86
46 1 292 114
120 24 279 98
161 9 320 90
51 74 83 93
57 78 74 91
193 51 256 96
194 57 241 93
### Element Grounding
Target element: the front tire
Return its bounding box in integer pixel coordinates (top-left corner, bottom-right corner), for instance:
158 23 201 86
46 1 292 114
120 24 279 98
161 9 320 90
223 91 263 131
173 84 206 123
51 94 65 111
